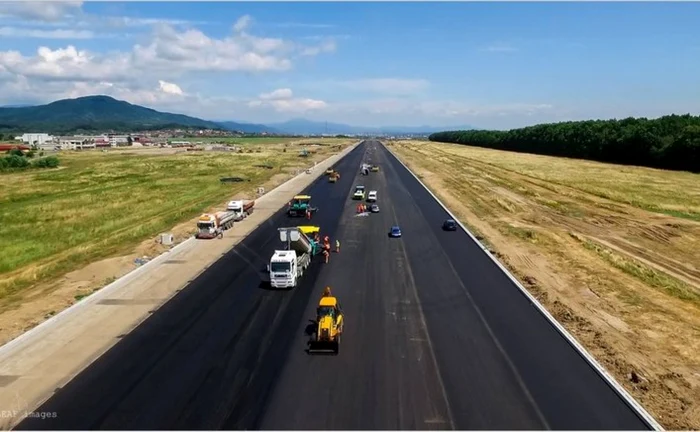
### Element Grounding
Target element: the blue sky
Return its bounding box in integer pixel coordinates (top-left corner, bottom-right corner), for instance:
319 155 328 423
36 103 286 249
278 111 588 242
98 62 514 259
0 1 698 129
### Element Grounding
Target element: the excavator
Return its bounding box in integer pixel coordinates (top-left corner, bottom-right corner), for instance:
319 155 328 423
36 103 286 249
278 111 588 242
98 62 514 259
308 287 344 354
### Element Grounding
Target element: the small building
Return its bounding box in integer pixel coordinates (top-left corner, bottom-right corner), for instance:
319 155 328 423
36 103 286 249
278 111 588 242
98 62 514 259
108 135 130 147
17 133 54 149
57 137 95 150
94 137 111 148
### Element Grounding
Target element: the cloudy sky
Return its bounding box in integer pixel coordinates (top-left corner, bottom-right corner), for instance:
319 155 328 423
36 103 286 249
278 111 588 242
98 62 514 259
0 1 699 129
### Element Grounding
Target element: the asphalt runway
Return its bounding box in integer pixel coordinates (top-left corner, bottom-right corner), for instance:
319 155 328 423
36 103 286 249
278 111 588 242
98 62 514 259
16 140 653 430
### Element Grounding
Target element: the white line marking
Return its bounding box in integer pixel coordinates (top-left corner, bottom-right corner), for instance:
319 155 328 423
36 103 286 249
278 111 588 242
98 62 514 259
383 142 663 431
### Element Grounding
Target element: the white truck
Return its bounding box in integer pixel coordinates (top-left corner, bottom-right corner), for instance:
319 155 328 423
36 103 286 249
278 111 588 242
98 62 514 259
268 227 320 289
195 211 236 239
227 199 255 221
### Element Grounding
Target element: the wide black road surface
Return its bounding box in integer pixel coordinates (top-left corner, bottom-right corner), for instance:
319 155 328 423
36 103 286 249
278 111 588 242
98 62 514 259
17 140 653 430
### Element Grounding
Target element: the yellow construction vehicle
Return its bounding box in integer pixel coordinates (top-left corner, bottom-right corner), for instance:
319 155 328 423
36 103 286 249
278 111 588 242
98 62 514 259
309 293 344 354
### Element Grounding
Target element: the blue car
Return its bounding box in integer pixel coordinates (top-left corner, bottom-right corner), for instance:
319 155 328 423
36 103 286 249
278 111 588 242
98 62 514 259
389 225 402 237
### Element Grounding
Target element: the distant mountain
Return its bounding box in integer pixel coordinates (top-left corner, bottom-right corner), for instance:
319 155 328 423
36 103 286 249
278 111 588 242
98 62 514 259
267 118 474 135
216 120 282 134
0 95 227 133
0 104 35 108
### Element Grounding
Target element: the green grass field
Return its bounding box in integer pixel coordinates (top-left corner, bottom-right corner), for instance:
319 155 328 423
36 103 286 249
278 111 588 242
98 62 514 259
0 138 350 300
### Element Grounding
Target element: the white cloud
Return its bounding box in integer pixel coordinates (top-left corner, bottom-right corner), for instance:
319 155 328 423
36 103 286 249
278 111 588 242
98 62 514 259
480 43 517 53
233 15 252 33
0 26 97 39
300 40 337 56
0 1 83 22
158 80 184 96
0 16 336 90
259 88 294 100
251 88 327 113
338 78 431 95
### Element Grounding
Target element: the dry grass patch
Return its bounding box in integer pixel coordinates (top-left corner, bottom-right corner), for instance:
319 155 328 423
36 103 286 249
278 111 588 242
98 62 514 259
390 139 700 429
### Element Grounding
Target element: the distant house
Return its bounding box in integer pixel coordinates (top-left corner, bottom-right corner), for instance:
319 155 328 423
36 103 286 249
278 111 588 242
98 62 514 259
57 137 95 150
94 137 111 148
108 135 130 147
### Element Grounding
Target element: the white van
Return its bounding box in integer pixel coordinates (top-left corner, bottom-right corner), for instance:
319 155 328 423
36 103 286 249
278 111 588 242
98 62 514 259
367 190 378 202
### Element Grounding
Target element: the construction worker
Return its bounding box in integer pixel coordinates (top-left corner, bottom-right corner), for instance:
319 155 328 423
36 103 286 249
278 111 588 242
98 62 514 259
335 239 340 253
306 209 311 220
323 248 330 263
323 286 332 297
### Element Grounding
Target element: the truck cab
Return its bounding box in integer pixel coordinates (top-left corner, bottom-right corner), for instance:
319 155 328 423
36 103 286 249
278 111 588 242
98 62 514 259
196 215 218 238
269 250 301 288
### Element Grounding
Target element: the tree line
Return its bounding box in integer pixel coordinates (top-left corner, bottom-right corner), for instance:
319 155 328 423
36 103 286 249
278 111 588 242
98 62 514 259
428 114 700 173
0 149 59 172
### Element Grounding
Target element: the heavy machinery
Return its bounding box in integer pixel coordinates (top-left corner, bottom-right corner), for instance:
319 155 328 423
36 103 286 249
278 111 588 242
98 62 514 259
328 170 340 183
352 185 366 200
309 294 344 354
195 211 236 239
227 199 255 221
268 226 322 289
287 195 318 217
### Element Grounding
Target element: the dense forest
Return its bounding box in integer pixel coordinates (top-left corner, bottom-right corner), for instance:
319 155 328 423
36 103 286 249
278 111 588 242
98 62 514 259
428 115 700 173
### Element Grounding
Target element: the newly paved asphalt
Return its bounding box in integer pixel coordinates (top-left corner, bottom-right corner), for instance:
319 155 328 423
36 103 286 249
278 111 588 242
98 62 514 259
16 140 653 430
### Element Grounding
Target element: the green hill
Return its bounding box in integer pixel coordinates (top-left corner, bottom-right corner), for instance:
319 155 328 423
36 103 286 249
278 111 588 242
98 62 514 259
0 95 224 133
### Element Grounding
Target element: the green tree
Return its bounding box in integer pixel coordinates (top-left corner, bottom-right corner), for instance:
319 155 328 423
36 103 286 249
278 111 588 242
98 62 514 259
429 114 700 173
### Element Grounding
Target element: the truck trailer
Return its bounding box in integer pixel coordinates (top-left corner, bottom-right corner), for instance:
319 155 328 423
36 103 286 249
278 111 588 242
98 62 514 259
196 211 236 239
268 226 321 288
227 199 255 221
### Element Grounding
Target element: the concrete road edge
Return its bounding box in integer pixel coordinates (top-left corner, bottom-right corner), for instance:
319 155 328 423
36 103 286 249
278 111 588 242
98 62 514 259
382 141 663 431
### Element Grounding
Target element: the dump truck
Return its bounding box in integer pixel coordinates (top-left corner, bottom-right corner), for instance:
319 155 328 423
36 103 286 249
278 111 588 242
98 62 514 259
309 294 344 354
227 199 255 221
328 170 340 183
195 211 236 239
288 195 318 217
268 226 322 288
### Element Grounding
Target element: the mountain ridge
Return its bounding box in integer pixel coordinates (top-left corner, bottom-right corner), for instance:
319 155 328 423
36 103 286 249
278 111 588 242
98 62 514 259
0 95 474 135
